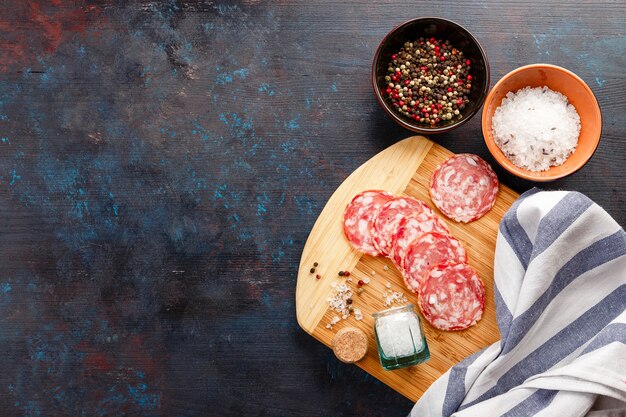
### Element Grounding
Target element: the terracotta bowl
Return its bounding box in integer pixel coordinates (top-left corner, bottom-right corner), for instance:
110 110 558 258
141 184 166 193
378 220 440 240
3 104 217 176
482 64 602 181
373 17 489 134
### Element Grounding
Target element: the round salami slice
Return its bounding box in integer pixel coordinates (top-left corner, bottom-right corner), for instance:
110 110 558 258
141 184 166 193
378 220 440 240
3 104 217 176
403 232 467 294
373 196 434 256
389 214 451 272
429 154 499 223
417 262 485 331
342 190 394 256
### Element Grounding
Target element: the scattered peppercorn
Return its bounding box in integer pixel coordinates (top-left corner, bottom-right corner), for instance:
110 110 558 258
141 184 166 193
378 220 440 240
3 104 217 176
310 268 316 273
338 271 345 276
383 37 472 126
313 262 318 267
344 271 351 277
357 280 365 286
316 274 321 279
346 298 353 305
357 287 364 295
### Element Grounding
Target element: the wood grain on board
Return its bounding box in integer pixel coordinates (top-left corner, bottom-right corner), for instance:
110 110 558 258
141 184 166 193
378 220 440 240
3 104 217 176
296 136 519 401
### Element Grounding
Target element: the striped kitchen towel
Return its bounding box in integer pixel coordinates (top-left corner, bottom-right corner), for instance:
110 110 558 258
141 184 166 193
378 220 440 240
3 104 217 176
410 189 626 417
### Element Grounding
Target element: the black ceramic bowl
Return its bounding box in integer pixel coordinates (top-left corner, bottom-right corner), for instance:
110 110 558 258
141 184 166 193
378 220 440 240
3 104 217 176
372 17 490 134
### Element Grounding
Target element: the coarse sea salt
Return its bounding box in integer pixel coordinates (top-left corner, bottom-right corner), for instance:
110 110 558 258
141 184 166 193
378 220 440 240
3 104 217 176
326 283 353 328
375 311 423 358
492 86 581 172
383 291 408 307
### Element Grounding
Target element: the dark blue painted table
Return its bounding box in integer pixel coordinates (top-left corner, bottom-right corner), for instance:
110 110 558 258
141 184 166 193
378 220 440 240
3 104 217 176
0 1 623 416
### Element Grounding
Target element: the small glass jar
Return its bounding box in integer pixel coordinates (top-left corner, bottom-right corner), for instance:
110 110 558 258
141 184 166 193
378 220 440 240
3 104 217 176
372 304 430 370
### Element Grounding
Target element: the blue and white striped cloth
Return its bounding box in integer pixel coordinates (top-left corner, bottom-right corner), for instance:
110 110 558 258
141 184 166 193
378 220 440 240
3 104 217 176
410 189 626 417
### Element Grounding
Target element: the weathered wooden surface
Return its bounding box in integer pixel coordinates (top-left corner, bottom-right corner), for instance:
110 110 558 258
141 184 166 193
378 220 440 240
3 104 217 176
0 1 623 416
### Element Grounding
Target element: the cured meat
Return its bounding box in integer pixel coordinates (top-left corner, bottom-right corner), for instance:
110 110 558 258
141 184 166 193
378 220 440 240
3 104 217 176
342 190 394 256
389 214 451 272
429 154 499 223
403 232 467 294
417 262 485 331
373 196 434 256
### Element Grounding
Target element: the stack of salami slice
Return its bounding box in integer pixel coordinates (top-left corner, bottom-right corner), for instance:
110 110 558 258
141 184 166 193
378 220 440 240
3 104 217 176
342 155 498 331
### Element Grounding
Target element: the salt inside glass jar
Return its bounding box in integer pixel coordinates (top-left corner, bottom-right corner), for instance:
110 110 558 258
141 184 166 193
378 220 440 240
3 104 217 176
373 304 430 370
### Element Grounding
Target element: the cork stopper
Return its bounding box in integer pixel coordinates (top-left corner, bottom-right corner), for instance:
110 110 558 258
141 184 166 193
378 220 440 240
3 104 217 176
331 326 368 363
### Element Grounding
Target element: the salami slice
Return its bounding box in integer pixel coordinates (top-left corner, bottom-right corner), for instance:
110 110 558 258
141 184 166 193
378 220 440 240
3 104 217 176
429 154 499 223
389 214 451 272
403 232 467 294
373 196 434 256
342 190 394 256
417 262 485 331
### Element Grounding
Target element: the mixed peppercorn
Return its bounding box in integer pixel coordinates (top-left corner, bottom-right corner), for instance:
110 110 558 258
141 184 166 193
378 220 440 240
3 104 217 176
383 37 473 126
310 261 320 278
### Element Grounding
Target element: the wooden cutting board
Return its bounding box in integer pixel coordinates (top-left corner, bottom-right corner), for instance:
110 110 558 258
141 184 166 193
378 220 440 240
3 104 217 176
295 136 520 401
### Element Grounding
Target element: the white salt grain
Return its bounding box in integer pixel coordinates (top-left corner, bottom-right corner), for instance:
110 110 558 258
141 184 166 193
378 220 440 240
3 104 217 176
383 291 408 307
492 86 581 172
376 311 423 358
327 283 353 323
